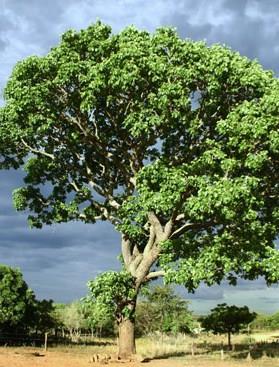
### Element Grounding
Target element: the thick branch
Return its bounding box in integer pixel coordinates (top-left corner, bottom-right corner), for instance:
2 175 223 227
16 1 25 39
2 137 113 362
148 212 164 239
164 214 175 238
129 253 143 277
132 244 141 257
121 235 132 267
170 220 215 239
135 247 160 287
143 225 156 256
175 213 185 221
145 270 165 280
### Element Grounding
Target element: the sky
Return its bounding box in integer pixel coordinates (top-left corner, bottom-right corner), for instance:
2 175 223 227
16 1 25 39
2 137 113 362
0 0 279 314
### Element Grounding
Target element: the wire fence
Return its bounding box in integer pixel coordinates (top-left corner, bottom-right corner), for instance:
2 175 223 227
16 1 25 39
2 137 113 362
0 332 115 347
0 333 70 347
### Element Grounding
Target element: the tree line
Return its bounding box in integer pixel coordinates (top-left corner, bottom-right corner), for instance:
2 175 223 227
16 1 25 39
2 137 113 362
2 263 277 348
0 264 196 339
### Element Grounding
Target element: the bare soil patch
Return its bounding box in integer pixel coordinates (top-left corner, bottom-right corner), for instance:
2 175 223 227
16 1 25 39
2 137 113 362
0 347 278 367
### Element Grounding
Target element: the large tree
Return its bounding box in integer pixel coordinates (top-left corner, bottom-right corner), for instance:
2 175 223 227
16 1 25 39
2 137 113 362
0 22 279 358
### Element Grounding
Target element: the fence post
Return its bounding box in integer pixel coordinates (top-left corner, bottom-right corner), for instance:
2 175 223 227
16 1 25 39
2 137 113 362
220 342 224 360
191 342 195 356
44 332 48 352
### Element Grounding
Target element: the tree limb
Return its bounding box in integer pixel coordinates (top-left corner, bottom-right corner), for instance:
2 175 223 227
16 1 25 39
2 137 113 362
145 270 165 280
21 139 55 160
143 225 156 256
121 235 132 267
170 220 215 239
148 212 164 239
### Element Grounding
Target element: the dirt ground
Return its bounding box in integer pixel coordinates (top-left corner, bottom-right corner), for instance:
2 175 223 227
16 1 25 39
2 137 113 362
0 347 278 367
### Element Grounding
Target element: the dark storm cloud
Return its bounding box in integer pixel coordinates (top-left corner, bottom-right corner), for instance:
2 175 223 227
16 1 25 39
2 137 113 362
0 217 121 301
162 0 279 73
187 285 224 301
0 169 120 302
0 211 120 250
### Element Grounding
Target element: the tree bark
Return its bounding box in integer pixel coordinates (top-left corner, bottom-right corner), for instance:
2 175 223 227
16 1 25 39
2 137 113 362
118 215 166 358
118 318 136 359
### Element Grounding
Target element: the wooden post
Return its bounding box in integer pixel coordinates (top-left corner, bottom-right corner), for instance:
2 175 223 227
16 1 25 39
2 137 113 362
44 332 48 352
246 351 252 361
191 342 195 356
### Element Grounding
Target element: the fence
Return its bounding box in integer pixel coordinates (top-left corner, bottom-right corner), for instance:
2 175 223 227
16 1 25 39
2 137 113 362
0 333 70 347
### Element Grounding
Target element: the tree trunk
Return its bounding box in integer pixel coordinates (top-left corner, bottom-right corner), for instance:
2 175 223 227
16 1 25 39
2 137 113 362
118 318 136 359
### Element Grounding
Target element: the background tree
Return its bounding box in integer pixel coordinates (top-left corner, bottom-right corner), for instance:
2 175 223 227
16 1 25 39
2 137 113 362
32 299 57 335
0 21 279 357
200 303 256 348
0 264 37 333
82 298 115 337
0 264 58 338
251 311 279 331
59 301 86 339
51 303 67 337
136 284 195 335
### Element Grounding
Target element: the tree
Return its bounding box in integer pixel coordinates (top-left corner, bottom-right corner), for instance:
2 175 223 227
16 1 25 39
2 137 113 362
32 299 57 334
52 303 67 337
82 299 115 337
0 264 36 332
200 303 256 348
136 284 194 335
251 311 279 331
0 21 279 357
60 302 86 339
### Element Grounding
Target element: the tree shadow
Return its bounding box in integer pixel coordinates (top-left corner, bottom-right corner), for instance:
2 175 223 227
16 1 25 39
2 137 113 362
149 341 279 361
231 342 279 360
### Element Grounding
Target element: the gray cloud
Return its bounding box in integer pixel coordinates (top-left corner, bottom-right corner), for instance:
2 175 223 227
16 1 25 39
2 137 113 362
0 170 120 302
186 285 224 301
0 12 15 51
2 231 121 301
2 0 77 50
162 0 279 73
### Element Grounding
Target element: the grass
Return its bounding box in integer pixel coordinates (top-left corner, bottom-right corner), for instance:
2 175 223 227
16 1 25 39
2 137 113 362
2 331 279 366
43 330 279 358
135 330 279 361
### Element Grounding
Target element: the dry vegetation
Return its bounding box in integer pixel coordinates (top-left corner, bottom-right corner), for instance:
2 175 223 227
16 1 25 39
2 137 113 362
0 331 279 367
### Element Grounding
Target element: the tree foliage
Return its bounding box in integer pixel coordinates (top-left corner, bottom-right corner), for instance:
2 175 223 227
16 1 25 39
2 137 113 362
54 302 87 338
0 264 56 335
251 311 279 331
87 271 136 321
82 299 115 337
0 264 36 332
32 299 56 334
